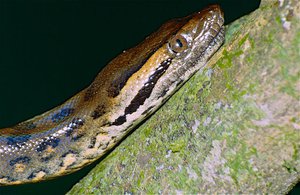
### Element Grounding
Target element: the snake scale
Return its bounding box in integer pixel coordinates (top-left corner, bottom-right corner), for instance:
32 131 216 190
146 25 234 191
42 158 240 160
0 5 224 185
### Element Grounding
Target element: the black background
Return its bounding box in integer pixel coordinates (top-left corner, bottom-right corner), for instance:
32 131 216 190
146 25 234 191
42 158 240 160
0 0 298 194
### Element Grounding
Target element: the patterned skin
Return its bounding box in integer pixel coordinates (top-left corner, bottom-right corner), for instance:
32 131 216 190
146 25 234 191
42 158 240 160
0 5 224 185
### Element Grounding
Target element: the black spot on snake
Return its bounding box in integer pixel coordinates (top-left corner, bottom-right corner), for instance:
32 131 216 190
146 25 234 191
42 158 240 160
6 135 31 147
9 156 31 166
60 150 77 168
61 150 77 158
157 88 169 100
65 118 85 137
111 115 127 126
36 137 60 152
51 108 75 123
88 137 96 148
84 83 99 101
71 133 84 141
40 155 54 162
91 105 106 119
27 169 47 180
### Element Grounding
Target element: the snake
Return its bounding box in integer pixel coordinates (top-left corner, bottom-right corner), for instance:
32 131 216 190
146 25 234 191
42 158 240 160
0 4 224 185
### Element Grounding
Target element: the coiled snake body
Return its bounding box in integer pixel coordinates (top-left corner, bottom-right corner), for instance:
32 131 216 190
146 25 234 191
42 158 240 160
0 5 224 185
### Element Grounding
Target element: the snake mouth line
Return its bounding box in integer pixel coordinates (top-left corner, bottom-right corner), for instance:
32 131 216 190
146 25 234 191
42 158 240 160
210 26 225 48
194 24 225 67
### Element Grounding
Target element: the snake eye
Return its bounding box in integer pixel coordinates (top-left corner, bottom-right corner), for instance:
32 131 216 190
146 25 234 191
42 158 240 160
168 34 188 54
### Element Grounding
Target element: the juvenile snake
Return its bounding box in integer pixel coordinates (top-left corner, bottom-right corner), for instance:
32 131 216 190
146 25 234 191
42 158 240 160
0 5 224 185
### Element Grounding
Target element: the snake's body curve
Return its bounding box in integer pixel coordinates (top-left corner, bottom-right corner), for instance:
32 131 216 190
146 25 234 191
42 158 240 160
0 5 224 185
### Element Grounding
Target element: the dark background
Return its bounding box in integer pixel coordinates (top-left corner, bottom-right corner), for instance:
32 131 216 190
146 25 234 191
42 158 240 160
0 0 298 194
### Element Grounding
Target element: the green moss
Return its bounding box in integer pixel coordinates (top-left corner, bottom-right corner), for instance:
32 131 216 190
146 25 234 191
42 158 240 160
140 128 150 139
282 160 298 173
279 62 300 99
137 170 144 187
217 50 232 69
238 33 249 47
218 49 243 69
169 138 186 153
226 140 257 185
247 83 257 94
232 89 247 101
292 143 299 161
275 15 282 25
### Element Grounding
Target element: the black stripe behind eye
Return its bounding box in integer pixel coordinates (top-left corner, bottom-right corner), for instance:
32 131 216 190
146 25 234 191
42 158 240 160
111 58 172 126
107 19 189 99
107 49 159 98
124 58 172 115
